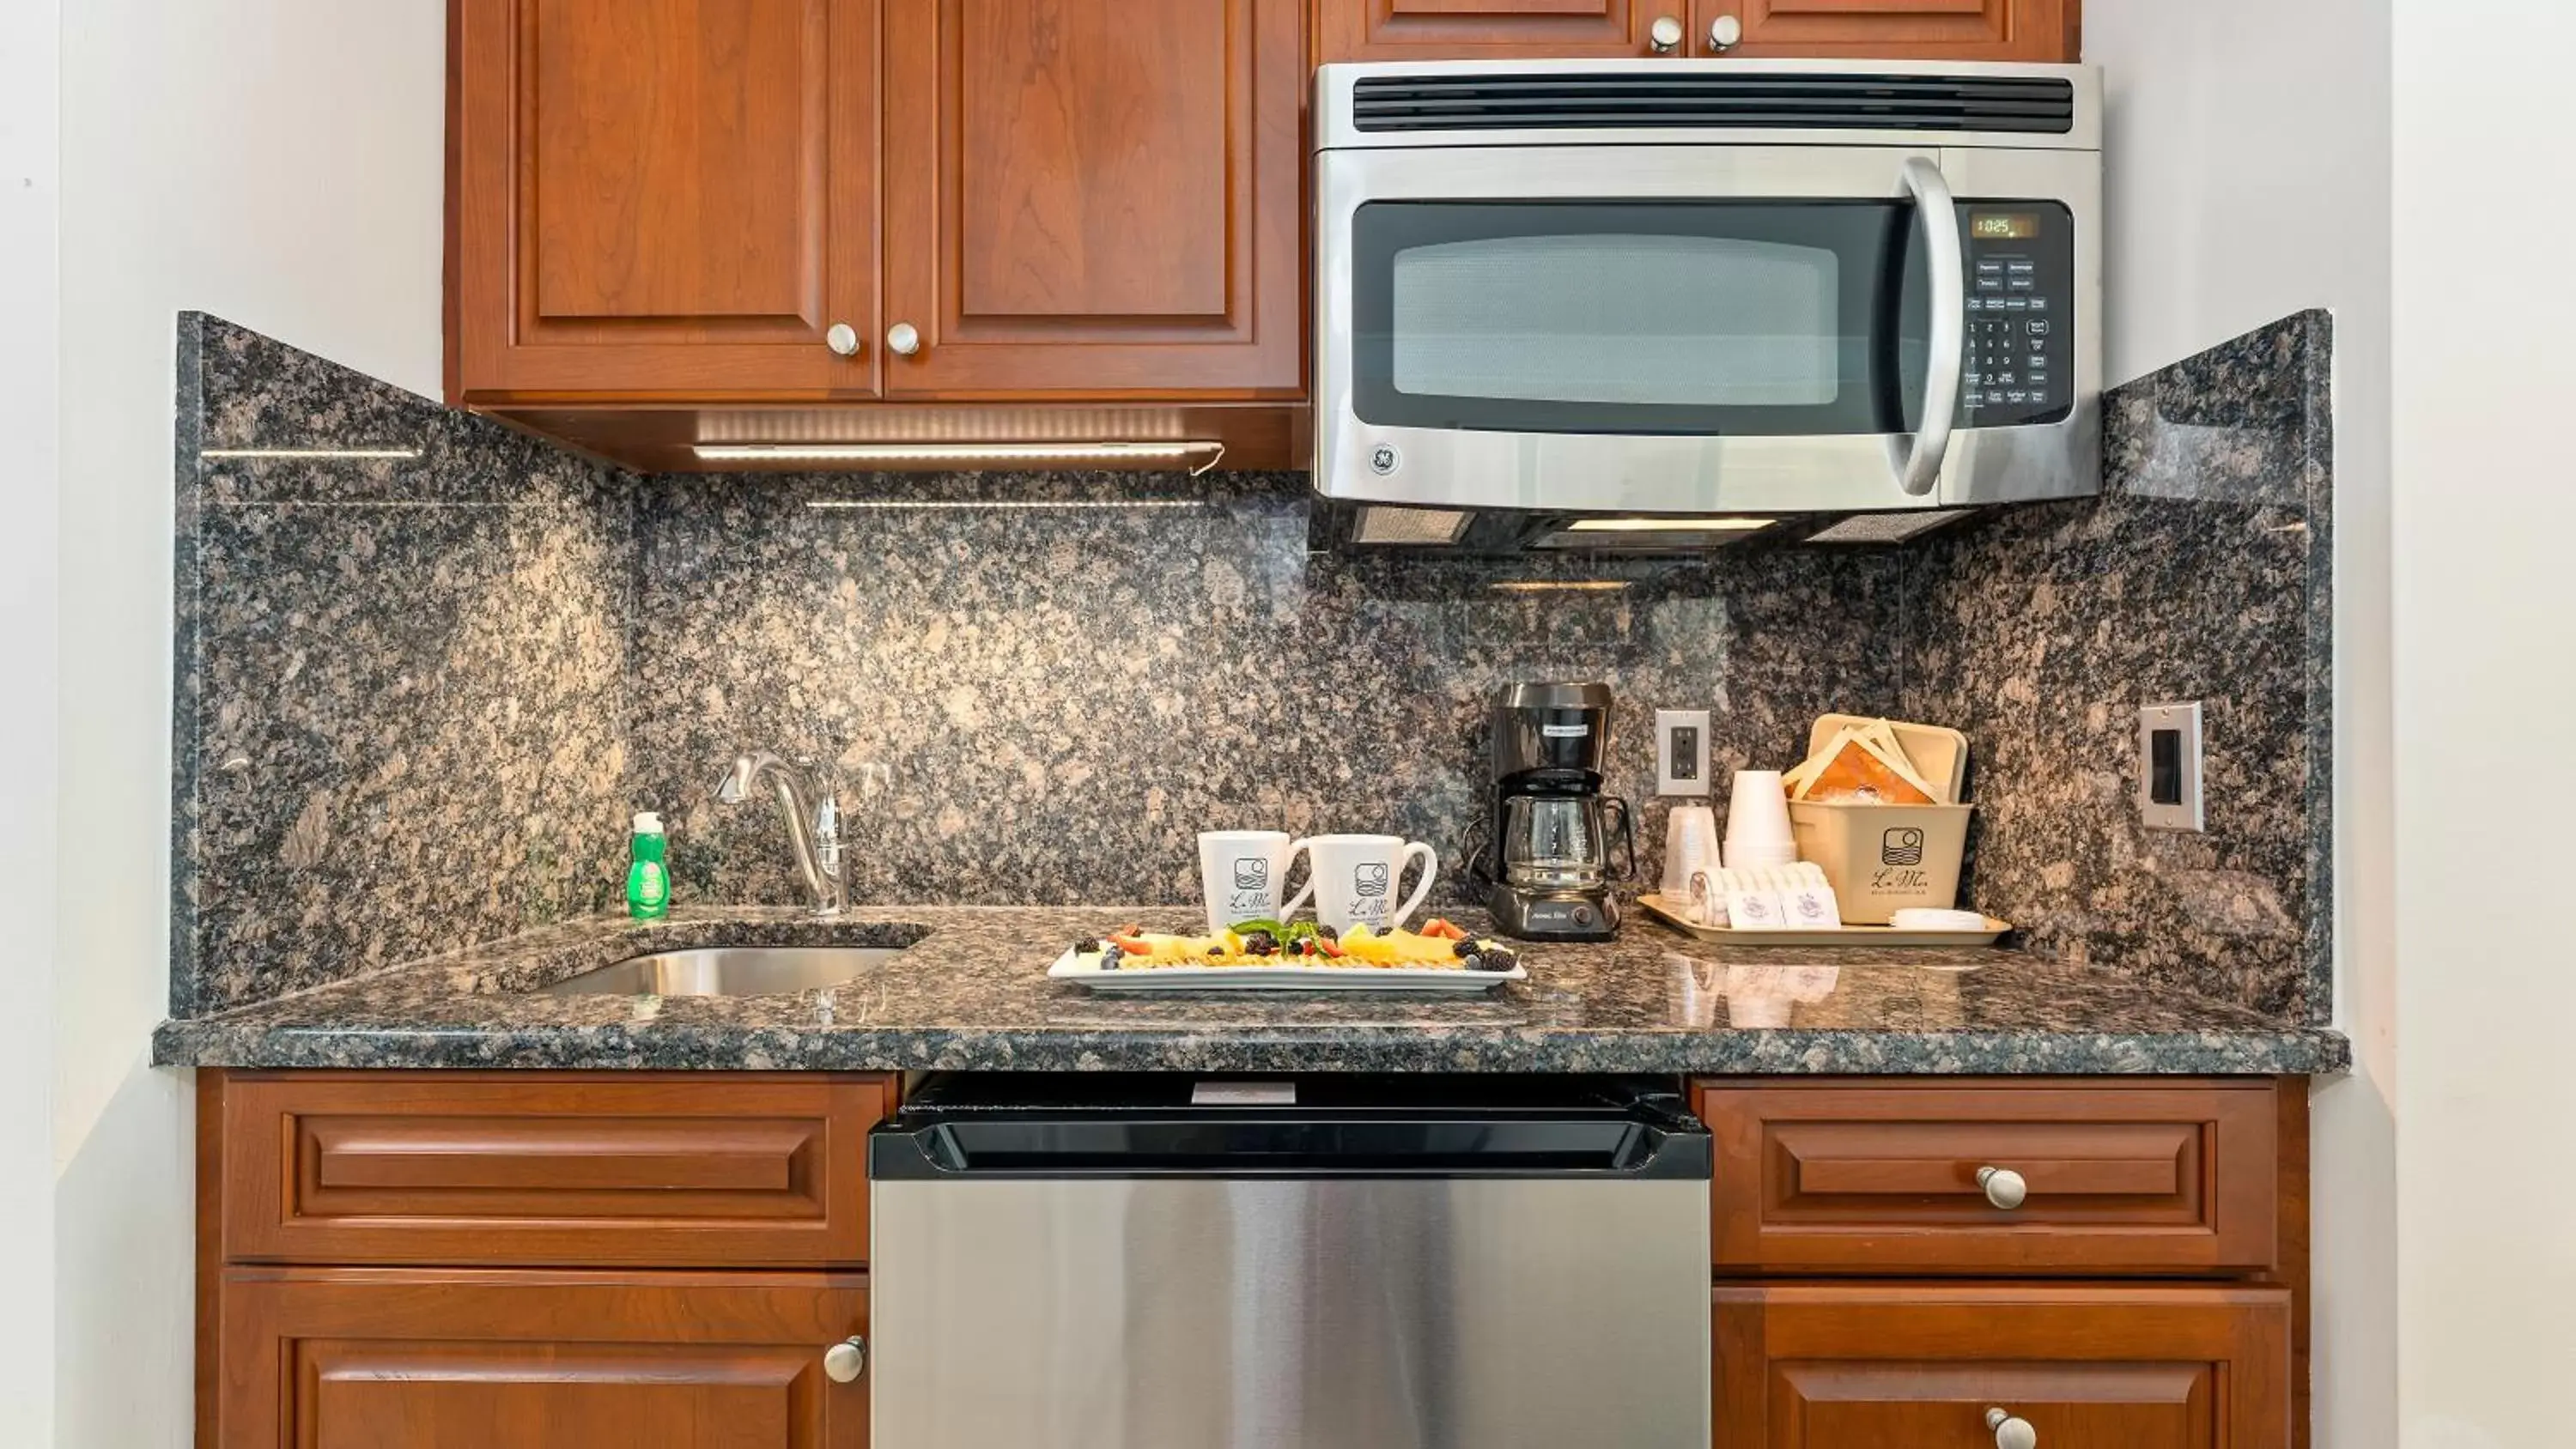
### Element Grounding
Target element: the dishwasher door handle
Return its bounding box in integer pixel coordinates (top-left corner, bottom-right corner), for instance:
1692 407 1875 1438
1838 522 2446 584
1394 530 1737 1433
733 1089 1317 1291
870 1114 1713 1180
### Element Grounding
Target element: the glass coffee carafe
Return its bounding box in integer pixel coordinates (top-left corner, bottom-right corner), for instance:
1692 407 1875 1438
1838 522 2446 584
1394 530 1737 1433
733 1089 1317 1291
1503 793 1636 892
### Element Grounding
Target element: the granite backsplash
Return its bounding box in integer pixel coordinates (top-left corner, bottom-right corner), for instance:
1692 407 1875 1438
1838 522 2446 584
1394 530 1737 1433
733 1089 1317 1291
168 309 2330 1025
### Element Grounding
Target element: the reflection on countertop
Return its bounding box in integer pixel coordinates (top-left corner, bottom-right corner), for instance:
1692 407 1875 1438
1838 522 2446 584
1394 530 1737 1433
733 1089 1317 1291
151 906 2348 1076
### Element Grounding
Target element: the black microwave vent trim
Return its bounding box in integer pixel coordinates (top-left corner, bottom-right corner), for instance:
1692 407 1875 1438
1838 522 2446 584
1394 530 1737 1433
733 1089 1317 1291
1349 73 2076 135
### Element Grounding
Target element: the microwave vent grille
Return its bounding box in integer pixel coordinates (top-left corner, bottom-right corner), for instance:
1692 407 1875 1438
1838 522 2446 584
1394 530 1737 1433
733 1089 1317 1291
1350 73 2075 136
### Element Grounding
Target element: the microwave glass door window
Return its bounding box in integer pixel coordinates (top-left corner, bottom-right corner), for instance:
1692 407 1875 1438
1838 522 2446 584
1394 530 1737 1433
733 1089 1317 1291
1390 233 1840 408
1350 200 2074 437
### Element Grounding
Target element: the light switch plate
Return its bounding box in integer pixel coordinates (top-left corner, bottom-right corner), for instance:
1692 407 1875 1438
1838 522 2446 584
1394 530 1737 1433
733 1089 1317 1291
1657 709 1712 797
2138 701 2205 832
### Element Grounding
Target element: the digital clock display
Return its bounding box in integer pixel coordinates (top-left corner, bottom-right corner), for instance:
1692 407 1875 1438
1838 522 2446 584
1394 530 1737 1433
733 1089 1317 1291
1971 213 2040 240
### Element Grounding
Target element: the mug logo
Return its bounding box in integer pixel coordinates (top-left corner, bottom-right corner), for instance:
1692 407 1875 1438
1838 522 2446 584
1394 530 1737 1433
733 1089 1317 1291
1354 862 1390 897
1369 444 1400 476
1880 828 1926 867
1232 858 1270 890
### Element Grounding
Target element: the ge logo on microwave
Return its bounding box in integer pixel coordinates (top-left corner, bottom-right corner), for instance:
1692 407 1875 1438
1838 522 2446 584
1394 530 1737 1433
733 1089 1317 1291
1368 444 1401 476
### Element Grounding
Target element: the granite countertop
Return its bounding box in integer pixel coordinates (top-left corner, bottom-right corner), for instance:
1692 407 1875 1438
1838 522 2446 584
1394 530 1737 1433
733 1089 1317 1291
150 906 2348 1076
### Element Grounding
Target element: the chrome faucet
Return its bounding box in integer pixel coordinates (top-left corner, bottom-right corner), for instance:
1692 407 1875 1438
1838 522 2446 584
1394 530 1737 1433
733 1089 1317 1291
715 753 845 917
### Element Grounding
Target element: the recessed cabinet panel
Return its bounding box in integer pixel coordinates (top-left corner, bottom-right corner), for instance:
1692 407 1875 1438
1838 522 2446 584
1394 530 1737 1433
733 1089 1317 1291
218 1270 867 1449
451 0 877 397
880 0 1305 396
957 2 1230 319
1696 0 2075 60
1714 1284 2291 1449
219 1072 890 1268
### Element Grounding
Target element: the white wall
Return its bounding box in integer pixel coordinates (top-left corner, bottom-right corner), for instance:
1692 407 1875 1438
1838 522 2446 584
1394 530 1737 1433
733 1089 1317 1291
0 0 62 1442
2085 3 2397 1444
2391 2 2576 1441
55 2 444 1441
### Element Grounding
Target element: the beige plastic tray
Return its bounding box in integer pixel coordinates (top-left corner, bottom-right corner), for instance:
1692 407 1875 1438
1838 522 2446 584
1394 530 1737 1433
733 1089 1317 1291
1638 893 2008 947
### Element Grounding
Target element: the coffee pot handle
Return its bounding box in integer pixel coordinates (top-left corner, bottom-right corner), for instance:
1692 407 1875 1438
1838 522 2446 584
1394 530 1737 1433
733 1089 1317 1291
1605 797 1638 881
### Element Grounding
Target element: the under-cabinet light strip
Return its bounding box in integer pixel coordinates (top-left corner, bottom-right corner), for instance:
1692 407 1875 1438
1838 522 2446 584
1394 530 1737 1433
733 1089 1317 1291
805 500 1206 512
693 441 1226 470
1560 516 1774 534
199 447 422 460
1489 580 1632 594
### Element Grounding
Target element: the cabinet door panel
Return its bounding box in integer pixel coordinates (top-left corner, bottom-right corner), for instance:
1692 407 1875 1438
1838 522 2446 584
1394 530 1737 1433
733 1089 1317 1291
218 1072 890 1269
451 0 877 398
1714 1283 2289 1449
1695 0 2075 61
1695 1079 2280 1274
1316 0 1683 60
217 1270 867 1449
881 0 1304 397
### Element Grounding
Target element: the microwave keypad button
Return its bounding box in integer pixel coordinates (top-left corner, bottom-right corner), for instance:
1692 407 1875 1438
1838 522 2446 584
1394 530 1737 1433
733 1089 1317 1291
2028 296 2050 312
2001 296 2030 312
2008 275 2037 292
2006 260 2037 278
2028 319 2052 337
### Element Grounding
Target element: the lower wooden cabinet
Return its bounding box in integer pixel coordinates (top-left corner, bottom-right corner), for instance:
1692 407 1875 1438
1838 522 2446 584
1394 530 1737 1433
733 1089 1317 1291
1714 1283 2293 1448
211 1269 869 1448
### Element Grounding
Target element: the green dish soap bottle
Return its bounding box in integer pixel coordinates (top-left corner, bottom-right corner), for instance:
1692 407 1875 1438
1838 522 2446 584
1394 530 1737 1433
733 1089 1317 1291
626 811 670 919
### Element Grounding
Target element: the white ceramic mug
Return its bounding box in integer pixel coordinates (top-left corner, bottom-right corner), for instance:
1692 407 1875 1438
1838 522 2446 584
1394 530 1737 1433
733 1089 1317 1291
1285 834 1438 934
1197 830 1307 932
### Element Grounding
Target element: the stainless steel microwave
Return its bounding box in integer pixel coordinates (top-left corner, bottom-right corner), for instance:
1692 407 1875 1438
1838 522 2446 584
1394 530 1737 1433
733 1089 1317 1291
1313 60 2102 529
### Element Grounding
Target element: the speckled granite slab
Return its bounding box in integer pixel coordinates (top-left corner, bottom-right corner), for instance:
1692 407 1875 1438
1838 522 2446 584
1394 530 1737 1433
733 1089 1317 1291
627 470 1903 911
1905 311 2334 1022
172 314 631 1016
151 906 2347 1076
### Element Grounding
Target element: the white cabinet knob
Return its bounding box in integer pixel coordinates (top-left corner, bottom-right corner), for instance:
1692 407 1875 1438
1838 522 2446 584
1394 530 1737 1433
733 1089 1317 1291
1977 1165 2028 1210
1987 1407 2038 1449
823 1336 867 1384
886 322 922 356
1649 15 1684 52
1708 14 1744 51
825 323 861 357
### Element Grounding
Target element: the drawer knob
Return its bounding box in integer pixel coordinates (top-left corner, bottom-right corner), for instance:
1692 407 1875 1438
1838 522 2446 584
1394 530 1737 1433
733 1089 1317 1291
1986 1407 2038 1449
825 323 862 357
1707 15 1744 52
1649 15 1684 52
823 1335 867 1384
1977 1165 2028 1210
886 322 922 357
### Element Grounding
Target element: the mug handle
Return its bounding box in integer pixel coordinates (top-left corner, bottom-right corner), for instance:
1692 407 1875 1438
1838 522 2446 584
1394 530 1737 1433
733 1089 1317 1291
1279 837 1315 920
1388 841 1439 930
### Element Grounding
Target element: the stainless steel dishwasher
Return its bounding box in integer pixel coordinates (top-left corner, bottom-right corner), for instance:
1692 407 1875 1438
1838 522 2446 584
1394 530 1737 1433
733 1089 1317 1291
868 1074 1712 1448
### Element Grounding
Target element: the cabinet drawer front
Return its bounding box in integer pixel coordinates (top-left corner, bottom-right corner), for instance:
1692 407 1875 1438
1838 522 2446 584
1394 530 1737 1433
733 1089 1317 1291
1697 1080 2280 1273
217 1073 890 1268
216 1269 868 1449
1713 1283 2292 1449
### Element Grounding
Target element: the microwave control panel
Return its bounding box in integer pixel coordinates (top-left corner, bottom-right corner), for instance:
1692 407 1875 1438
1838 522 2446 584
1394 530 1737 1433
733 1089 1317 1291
1959 202 2077 427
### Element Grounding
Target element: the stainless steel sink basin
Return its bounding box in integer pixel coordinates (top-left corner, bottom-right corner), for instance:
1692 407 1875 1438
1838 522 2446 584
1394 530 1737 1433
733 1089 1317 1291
538 947 906 997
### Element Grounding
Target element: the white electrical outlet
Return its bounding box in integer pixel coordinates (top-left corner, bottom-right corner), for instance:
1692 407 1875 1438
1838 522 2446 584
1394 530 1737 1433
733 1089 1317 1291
1656 709 1712 797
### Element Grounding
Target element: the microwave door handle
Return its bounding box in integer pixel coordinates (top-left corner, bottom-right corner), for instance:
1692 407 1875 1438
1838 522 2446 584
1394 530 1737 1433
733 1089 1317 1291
1893 156 1965 498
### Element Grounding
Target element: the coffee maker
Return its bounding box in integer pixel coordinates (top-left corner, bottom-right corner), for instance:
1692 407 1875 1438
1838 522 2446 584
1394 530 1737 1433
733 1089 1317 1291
1475 681 1635 941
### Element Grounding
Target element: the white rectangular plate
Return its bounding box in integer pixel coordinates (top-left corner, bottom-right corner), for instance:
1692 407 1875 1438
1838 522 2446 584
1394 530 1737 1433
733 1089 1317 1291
1637 893 2009 947
1047 949 1524 994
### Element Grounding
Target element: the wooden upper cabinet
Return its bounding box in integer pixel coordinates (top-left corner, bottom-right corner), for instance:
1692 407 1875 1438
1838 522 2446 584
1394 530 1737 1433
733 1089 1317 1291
878 0 1306 397
1694 0 2077 62
449 0 879 400
1315 0 1692 61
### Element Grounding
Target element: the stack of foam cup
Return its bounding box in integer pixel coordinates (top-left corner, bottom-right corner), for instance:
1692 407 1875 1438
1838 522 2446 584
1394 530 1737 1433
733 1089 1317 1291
1661 805 1722 897
1724 770 1801 870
